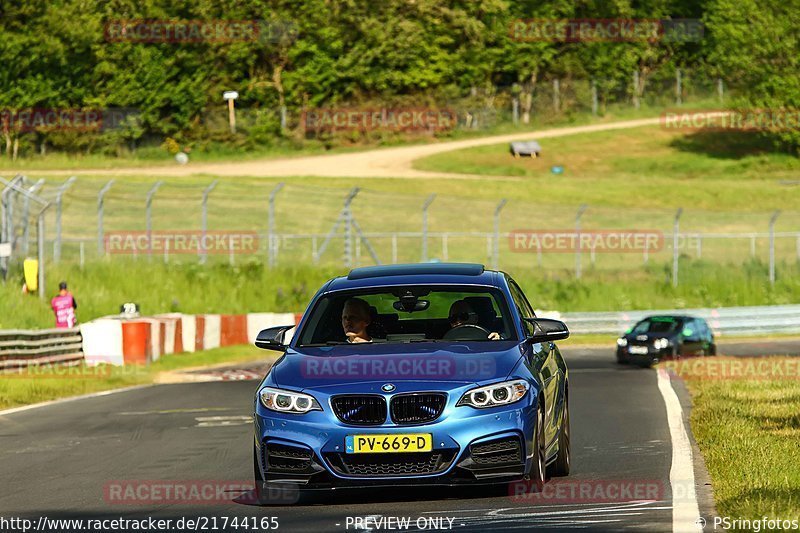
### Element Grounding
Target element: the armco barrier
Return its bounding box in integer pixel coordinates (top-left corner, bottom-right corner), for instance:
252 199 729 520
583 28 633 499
81 312 298 366
545 304 800 336
0 327 83 369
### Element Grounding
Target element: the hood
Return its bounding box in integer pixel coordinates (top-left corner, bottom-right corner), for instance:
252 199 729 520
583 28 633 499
269 341 524 392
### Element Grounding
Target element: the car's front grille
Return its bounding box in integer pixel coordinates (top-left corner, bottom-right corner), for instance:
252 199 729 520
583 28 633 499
262 442 314 473
331 395 387 425
470 437 522 466
326 450 456 477
390 393 446 425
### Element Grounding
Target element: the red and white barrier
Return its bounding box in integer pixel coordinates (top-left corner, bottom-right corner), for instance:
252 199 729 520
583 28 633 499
81 312 299 366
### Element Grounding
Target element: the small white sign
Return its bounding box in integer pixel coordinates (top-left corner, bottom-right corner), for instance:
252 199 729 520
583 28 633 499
0 242 11 258
223 91 239 100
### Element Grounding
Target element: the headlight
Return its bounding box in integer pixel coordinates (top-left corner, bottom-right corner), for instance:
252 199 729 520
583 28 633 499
259 387 322 414
617 337 628 347
653 338 670 350
457 379 529 409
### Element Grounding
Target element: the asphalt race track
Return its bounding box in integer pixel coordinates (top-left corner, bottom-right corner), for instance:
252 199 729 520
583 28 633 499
1 340 797 532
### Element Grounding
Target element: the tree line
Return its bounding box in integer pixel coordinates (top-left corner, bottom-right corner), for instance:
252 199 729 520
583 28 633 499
0 0 796 157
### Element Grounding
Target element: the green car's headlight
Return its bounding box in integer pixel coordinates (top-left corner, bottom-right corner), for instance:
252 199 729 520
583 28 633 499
457 379 529 409
259 387 322 414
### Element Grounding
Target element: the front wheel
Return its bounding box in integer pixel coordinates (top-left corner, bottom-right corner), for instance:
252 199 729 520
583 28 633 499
547 397 570 477
528 403 547 492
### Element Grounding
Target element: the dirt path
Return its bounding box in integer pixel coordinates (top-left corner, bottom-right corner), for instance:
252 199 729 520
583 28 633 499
25 117 661 179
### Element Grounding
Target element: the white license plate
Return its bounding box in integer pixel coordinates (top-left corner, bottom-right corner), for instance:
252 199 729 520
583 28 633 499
628 345 649 355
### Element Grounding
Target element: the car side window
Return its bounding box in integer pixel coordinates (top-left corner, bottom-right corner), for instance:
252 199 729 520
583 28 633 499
508 278 535 336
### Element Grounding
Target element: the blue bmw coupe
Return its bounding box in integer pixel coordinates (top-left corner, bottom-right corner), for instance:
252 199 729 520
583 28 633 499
252 263 570 501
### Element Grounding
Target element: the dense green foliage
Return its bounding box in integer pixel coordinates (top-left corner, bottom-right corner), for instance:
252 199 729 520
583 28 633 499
2 0 793 157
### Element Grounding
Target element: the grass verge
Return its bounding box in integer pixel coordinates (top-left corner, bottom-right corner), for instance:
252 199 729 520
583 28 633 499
3 260 800 330
673 357 800 524
0 344 269 410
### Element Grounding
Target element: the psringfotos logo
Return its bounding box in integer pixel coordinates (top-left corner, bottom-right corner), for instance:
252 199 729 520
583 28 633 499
509 230 664 253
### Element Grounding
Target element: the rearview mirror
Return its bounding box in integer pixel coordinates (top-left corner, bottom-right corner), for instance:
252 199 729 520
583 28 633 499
524 318 570 343
255 325 295 351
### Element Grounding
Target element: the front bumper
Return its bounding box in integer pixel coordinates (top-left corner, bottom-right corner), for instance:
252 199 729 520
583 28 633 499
253 406 534 487
617 345 672 364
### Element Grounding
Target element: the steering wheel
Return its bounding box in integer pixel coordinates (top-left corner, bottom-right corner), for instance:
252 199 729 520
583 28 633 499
443 324 491 341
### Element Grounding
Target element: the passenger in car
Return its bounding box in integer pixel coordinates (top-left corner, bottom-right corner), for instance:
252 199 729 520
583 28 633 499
341 297 373 343
448 300 501 340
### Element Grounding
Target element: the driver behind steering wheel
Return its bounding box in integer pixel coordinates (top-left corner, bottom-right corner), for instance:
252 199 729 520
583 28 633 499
447 300 501 340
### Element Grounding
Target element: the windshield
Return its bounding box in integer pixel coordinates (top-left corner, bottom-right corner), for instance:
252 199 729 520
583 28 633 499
632 317 681 334
297 286 516 346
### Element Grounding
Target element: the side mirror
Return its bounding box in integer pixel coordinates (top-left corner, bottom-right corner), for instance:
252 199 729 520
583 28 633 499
524 318 570 343
255 325 295 351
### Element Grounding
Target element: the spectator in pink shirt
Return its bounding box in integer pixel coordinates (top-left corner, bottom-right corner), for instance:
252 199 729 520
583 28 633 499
51 281 78 328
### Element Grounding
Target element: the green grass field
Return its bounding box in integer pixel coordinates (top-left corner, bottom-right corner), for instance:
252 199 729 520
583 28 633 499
677 358 800 525
2 259 799 330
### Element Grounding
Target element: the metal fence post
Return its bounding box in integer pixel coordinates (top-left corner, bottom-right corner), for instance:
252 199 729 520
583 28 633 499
421 194 436 262
717 78 724 103
575 204 588 279
553 79 560 112
268 182 285 267
632 70 640 109
493 199 508 270
54 176 76 263
1 176 24 277
97 180 115 256
675 68 682 106
591 79 598 116
145 181 164 258
38 210 47 299
200 180 218 264
769 210 781 284
22 179 44 255
672 208 683 287
343 188 359 268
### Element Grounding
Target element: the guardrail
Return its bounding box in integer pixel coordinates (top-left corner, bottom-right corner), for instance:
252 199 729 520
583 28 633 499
544 305 800 336
0 327 83 370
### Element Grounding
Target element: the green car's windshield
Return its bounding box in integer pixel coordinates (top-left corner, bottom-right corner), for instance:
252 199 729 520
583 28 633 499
632 317 681 334
297 286 517 346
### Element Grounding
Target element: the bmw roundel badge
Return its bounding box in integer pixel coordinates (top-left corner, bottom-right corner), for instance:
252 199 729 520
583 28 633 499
381 383 396 392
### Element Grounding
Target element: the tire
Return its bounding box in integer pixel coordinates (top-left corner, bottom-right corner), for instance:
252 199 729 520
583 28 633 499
528 402 547 492
547 395 570 478
253 447 271 505
707 343 717 356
